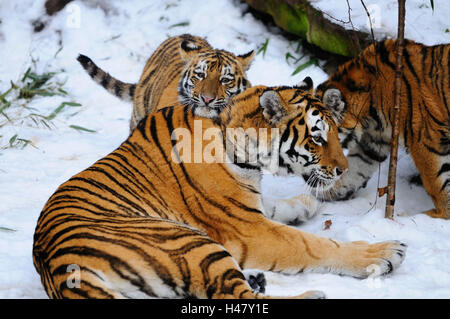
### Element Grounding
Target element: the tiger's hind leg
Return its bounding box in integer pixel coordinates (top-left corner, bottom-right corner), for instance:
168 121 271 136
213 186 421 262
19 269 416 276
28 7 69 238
37 216 323 299
410 144 450 219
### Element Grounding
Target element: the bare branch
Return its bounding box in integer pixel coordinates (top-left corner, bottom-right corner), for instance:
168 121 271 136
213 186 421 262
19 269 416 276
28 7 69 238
385 0 406 219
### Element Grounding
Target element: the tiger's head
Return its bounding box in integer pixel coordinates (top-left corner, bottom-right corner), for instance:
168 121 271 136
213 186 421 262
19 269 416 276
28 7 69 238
178 39 254 118
222 79 348 192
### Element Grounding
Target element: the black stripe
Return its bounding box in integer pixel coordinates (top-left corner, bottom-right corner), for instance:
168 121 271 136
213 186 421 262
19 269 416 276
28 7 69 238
348 152 373 165
200 251 232 286
437 163 450 177
59 231 177 291
233 162 259 170
369 98 383 130
123 140 165 179
403 73 413 146
101 74 110 88
129 85 135 99
424 143 450 156
71 177 148 215
89 65 98 78
440 179 450 191
360 144 387 162
377 40 397 70
51 245 158 297
403 47 420 83
114 83 122 98
225 197 262 215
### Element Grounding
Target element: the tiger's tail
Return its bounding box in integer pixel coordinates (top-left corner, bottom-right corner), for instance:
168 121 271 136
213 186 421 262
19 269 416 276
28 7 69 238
77 54 136 102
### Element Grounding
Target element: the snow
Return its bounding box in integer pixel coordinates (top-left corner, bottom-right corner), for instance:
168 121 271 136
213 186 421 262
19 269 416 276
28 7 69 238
0 0 448 299
311 0 450 45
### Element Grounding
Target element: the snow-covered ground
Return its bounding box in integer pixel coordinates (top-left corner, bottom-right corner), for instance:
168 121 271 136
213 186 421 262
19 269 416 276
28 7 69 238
0 0 448 299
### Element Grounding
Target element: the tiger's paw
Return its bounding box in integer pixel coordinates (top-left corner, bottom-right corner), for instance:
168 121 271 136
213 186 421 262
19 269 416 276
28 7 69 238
314 168 370 202
316 185 357 202
242 270 266 293
338 240 407 278
424 209 450 219
297 290 326 299
263 194 320 225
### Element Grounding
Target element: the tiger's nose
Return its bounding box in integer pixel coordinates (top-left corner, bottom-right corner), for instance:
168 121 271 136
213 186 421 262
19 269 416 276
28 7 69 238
335 167 347 177
201 95 215 105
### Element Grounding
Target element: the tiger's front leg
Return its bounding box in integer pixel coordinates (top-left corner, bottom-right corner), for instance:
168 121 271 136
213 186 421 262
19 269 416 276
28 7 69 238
317 135 390 201
226 215 407 279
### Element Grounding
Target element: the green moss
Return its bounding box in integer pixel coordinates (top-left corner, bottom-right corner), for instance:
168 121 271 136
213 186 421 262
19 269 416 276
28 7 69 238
263 1 308 38
307 20 359 56
274 3 308 37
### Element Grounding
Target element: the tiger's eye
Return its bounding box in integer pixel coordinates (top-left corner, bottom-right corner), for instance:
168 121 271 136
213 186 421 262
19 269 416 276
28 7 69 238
194 71 206 79
312 136 324 145
220 76 234 85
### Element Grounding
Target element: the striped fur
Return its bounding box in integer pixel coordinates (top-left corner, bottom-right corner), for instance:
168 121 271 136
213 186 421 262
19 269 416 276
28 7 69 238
33 86 406 299
315 39 450 219
77 34 254 132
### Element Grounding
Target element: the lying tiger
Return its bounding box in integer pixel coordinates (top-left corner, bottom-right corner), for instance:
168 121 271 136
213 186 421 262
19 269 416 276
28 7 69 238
315 39 450 219
77 34 254 131
33 84 406 299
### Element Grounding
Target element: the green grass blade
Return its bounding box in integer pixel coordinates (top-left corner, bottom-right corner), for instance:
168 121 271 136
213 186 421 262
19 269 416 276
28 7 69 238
62 102 82 107
291 58 318 76
285 52 296 65
257 38 269 58
8 134 18 146
57 88 68 95
69 125 97 133
45 101 82 120
169 21 189 28
0 226 17 233
21 68 31 82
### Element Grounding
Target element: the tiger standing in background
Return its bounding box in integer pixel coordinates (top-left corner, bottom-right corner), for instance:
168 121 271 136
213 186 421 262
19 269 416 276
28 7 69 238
32 84 407 299
315 39 450 219
77 34 254 131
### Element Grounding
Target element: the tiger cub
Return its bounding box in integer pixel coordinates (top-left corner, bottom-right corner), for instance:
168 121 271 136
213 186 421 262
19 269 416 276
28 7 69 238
77 34 254 131
315 39 450 219
33 84 406 299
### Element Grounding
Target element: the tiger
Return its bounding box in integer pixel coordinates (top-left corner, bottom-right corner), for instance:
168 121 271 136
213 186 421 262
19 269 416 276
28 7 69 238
32 83 407 299
315 39 450 219
77 34 255 131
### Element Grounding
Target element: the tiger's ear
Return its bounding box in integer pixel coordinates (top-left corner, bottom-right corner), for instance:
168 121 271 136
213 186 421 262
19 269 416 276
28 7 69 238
295 76 314 94
237 50 255 71
323 88 346 123
180 39 203 61
260 90 287 125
